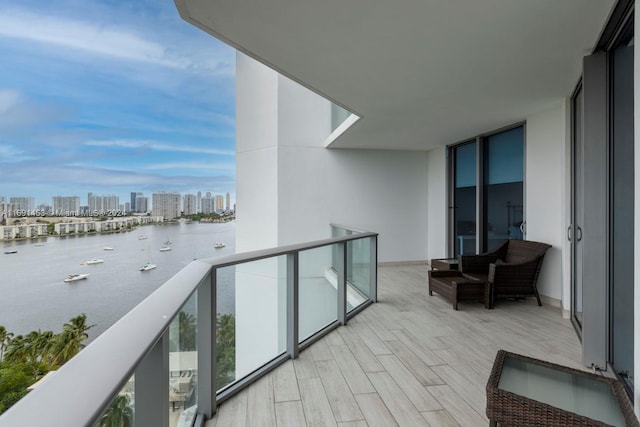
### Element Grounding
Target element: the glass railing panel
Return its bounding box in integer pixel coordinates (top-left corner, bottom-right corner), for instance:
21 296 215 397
168 293 198 427
93 375 135 427
219 256 287 391
347 237 372 312
299 244 339 341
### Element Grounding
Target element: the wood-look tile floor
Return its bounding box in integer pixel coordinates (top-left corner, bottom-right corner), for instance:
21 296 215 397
205 264 582 426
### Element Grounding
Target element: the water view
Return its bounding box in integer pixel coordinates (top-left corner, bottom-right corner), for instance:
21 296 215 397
0 221 235 340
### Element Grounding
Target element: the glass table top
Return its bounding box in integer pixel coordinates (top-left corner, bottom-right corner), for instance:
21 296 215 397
498 356 626 426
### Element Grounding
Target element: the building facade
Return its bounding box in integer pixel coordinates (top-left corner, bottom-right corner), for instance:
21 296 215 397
152 192 180 220
52 196 80 215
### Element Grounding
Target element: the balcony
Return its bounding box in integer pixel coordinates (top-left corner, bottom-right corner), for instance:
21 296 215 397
206 263 582 426
0 228 583 426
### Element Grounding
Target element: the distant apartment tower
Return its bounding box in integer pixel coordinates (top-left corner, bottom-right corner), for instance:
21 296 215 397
124 202 131 212
52 196 80 215
88 193 119 213
225 192 231 211
152 192 181 220
201 195 215 214
10 196 35 212
197 191 202 213
215 195 225 212
131 192 142 212
135 196 149 213
183 194 197 215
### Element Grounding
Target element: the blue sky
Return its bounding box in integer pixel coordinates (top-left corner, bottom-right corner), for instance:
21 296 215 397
0 0 236 207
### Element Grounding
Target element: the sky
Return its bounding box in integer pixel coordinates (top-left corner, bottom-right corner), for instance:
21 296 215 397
0 0 236 207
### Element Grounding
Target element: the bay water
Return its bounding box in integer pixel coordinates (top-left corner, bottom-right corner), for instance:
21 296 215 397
0 220 236 341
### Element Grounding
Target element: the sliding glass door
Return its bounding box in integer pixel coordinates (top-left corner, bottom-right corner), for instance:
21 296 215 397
452 142 477 256
483 127 525 252
449 125 525 256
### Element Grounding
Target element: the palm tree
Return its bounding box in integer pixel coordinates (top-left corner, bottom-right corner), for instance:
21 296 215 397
4 335 26 364
52 314 94 366
99 394 133 427
0 326 14 361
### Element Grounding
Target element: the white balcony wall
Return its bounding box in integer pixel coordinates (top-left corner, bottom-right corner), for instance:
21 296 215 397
237 52 429 262
525 102 569 310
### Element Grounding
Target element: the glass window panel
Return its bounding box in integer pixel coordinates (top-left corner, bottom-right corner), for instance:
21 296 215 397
220 256 287 391
93 375 135 427
347 237 372 312
299 245 338 342
484 126 524 252
454 141 477 256
169 293 197 426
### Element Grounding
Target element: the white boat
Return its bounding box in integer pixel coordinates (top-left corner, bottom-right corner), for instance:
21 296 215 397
138 235 148 240
103 246 114 251
139 263 157 271
4 250 18 254
159 246 172 252
214 242 225 248
64 273 89 283
85 258 104 265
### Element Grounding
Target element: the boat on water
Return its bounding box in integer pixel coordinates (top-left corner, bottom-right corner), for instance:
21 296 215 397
103 246 114 251
34 243 45 247
214 242 225 248
64 273 89 283
4 250 18 254
159 246 172 252
85 258 104 265
139 263 157 271
138 235 148 240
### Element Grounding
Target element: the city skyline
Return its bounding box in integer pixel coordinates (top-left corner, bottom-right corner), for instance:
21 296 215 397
0 0 236 205
1 189 234 213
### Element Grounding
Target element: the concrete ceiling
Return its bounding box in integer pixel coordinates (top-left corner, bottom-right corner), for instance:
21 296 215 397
176 0 615 150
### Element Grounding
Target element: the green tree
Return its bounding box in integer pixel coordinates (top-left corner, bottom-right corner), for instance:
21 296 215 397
99 394 133 427
216 314 235 388
0 326 14 361
0 362 34 414
52 314 94 365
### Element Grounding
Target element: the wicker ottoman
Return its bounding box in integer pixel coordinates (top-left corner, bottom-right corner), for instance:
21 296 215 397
428 270 488 310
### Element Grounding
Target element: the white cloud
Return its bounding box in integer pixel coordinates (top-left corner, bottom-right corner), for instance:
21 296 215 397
0 89 21 115
144 162 235 171
85 139 235 156
0 8 200 70
0 144 35 162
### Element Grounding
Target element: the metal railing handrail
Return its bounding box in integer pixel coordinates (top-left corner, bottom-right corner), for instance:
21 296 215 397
0 231 378 427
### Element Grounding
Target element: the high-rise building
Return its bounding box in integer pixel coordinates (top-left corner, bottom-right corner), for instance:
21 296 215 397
152 192 181 220
88 193 119 214
215 195 225 212
131 192 142 212
10 196 35 212
183 194 197 216
52 196 80 215
201 195 215 214
226 192 231 211
135 196 148 213
124 202 131 213
197 191 202 213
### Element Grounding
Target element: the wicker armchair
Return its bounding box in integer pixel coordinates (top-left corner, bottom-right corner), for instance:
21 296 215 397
459 240 551 309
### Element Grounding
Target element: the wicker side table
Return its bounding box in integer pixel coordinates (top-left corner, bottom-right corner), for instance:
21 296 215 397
486 350 639 427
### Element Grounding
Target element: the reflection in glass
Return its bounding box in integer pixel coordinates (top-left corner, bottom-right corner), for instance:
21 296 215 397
94 375 134 427
169 293 197 427
453 142 477 256
228 256 287 389
347 237 371 312
483 127 524 252
299 245 338 341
